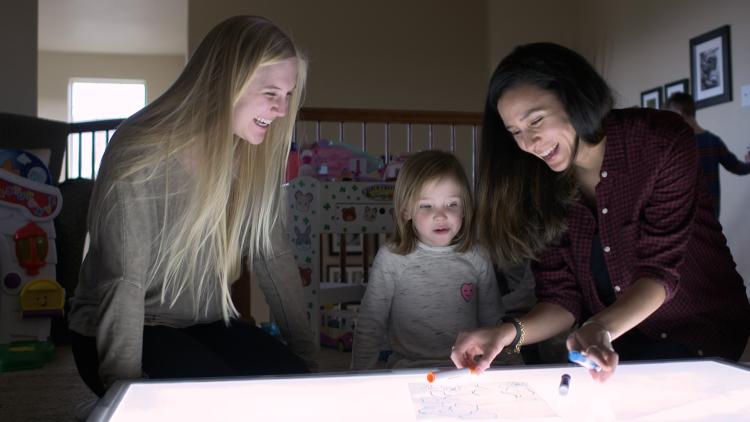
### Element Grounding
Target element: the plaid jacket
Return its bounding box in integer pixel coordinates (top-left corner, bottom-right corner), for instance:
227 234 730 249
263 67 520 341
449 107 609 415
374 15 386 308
533 108 750 360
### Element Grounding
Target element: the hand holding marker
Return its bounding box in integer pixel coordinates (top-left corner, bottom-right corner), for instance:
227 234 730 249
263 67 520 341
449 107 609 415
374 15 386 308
568 350 601 372
426 368 476 383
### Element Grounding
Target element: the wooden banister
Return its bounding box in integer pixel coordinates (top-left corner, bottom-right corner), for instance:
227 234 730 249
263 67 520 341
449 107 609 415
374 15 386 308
298 107 482 125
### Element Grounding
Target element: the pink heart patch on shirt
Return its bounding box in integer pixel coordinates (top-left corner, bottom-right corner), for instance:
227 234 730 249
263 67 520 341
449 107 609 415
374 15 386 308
460 283 475 302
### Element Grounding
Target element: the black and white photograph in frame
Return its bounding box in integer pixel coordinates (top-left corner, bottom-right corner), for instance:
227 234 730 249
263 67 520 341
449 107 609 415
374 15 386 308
327 265 365 284
690 25 732 109
329 233 364 255
664 78 689 101
640 87 662 109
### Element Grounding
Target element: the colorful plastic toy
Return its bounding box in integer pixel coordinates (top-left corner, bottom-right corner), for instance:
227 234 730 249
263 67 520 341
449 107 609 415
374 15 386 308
0 149 64 372
300 140 383 181
320 308 356 352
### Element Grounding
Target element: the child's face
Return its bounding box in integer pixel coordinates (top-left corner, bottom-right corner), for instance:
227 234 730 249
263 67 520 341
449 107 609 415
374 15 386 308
410 177 464 247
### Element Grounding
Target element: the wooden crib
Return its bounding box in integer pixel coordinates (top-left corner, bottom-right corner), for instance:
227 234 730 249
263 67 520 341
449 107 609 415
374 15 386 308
59 107 484 328
286 107 482 341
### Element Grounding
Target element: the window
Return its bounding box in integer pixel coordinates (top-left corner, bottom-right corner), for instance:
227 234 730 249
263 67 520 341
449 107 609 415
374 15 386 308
66 79 146 179
69 79 146 122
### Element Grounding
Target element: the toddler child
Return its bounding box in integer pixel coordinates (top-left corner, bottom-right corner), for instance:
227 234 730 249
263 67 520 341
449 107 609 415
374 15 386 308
352 150 522 370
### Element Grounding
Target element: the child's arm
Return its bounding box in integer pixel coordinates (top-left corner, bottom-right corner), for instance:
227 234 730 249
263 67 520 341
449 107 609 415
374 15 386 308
475 248 505 327
351 248 396 370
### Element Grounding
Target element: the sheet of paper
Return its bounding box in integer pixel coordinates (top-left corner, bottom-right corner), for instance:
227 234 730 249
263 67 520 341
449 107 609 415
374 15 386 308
409 381 557 420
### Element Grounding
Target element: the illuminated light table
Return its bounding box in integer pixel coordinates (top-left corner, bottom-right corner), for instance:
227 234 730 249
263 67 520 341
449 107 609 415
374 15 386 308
89 359 750 421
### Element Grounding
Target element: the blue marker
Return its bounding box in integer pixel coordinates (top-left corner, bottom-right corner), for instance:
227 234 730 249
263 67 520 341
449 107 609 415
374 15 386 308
568 351 601 372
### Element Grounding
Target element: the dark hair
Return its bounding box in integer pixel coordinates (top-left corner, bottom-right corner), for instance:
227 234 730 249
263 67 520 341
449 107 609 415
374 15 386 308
392 150 475 255
664 92 696 117
475 42 613 265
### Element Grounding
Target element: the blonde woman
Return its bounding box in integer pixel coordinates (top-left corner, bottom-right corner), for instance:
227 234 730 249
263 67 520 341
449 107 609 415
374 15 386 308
68 16 317 397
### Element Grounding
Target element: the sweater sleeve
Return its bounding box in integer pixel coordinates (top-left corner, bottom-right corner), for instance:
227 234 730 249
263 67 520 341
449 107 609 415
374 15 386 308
474 248 504 327
499 260 536 316
351 247 396 370
250 222 318 371
89 182 149 387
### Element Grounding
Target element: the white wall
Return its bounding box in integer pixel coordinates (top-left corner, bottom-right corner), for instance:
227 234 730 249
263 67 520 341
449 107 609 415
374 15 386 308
188 0 489 112
0 0 37 116
487 0 581 73
37 51 185 121
485 0 750 286
583 0 750 287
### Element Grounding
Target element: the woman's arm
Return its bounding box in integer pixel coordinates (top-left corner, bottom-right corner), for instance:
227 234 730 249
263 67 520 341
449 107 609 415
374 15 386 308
251 223 318 371
581 278 666 341
451 302 574 373
567 278 666 382
570 113 698 381
499 260 536 315
476 250 504 327
88 182 149 388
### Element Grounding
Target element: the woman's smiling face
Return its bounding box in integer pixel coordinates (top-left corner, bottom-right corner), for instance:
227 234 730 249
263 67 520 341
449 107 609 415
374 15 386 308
232 57 298 145
497 84 578 172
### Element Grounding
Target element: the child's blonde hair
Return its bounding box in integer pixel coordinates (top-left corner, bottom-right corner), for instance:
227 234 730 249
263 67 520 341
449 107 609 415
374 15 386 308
391 150 475 255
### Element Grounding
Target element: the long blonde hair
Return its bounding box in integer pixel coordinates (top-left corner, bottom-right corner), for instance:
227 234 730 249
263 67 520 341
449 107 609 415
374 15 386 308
90 16 307 321
391 150 475 255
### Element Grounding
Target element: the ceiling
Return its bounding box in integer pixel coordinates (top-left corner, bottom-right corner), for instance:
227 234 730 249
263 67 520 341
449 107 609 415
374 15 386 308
38 0 187 56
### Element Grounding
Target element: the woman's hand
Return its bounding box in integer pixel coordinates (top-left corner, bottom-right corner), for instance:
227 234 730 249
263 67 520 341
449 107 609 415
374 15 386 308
567 321 619 383
450 323 517 374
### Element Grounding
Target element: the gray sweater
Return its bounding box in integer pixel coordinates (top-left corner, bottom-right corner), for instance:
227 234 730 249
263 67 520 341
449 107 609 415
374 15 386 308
352 242 520 370
68 139 317 387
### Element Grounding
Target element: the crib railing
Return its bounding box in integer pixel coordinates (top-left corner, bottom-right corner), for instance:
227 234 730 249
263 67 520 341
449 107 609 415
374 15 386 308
295 107 482 184
62 107 483 183
64 118 123 181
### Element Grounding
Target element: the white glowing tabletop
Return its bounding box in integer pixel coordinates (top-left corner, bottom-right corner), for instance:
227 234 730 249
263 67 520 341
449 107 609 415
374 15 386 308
89 359 750 421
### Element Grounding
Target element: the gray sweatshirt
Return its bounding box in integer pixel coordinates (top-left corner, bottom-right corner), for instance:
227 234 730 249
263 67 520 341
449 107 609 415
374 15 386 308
352 242 520 370
67 138 317 387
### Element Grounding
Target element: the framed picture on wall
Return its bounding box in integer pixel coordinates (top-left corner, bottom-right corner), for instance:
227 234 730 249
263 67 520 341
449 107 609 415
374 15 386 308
329 233 364 256
690 25 732 109
327 265 366 284
640 87 662 109
664 78 689 101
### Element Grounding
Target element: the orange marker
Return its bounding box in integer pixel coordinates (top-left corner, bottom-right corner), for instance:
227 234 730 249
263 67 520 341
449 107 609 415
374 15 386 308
426 368 475 383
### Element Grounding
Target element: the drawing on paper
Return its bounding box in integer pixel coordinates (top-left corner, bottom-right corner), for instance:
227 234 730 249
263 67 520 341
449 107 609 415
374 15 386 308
409 381 556 420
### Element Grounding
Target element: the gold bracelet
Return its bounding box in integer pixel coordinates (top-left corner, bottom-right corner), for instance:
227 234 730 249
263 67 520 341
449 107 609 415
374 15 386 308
515 318 526 353
502 317 526 353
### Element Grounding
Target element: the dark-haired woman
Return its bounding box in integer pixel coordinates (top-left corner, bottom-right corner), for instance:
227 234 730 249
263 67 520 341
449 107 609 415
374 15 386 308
451 42 750 382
